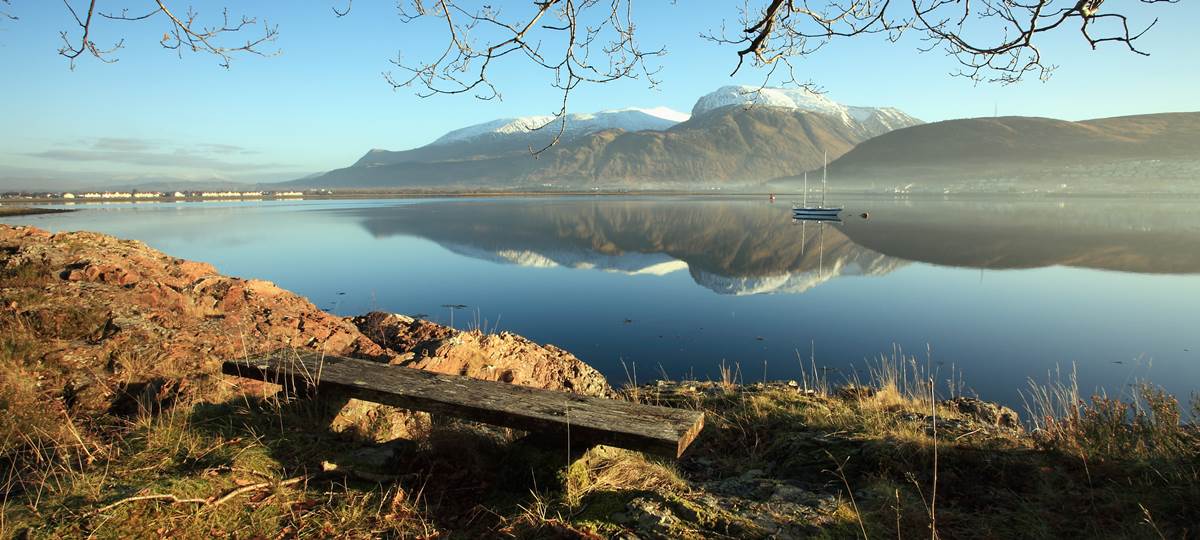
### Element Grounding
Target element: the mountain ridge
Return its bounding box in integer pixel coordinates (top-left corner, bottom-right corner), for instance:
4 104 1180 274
291 86 922 189
290 106 903 189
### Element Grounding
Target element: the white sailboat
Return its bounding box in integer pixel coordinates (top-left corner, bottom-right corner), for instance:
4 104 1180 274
793 151 842 220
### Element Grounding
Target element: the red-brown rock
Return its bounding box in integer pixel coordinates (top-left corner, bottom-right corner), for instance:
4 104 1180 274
1 225 614 433
351 312 614 398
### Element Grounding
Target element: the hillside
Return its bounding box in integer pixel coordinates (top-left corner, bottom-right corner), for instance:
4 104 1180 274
791 112 1200 193
286 86 921 190
353 107 690 167
290 106 916 189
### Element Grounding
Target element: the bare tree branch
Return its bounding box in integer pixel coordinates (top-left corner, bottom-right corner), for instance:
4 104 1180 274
385 0 666 154
57 1 279 68
37 0 1177 149
708 0 1176 85
1 0 17 21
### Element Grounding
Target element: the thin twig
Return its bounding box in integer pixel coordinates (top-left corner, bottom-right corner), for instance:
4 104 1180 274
88 475 308 516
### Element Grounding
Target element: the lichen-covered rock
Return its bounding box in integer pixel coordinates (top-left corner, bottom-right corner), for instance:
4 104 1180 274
352 311 615 398
1 226 614 438
944 396 1021 429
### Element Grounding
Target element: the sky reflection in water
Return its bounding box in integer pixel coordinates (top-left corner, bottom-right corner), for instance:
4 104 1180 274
10 196 1200 410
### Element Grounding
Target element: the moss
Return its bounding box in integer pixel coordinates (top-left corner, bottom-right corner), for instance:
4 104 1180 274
664 495 759 535
571 489 635 523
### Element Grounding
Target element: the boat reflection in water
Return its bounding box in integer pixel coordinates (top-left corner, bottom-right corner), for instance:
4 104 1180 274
13 195 1200 410
344 196 1200 295
792 212 844 282
348 198 899 296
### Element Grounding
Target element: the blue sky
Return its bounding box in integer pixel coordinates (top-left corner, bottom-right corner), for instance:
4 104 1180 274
1 1 1197 188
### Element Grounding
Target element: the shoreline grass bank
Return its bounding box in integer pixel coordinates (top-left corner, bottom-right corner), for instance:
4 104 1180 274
2 224 1197 538
4 305 1197 537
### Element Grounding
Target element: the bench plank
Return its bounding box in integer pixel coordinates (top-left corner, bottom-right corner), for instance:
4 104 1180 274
222 350 705 458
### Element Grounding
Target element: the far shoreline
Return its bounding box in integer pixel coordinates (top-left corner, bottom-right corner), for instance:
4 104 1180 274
0 206 76 217
2 189 1198 206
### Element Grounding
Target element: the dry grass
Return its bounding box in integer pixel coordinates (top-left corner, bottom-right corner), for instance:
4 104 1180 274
3 262 1198 537
1024 367 1194 462
639 354 1200 539
717 359 740 393
564 446 688 510
1 385 444 538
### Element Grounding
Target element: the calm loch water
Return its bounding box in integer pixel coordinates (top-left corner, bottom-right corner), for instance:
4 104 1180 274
7 196 1200 410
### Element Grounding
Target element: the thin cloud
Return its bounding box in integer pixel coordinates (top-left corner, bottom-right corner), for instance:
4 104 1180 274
25 148 283 171
197 143 257 155
91 137 156 152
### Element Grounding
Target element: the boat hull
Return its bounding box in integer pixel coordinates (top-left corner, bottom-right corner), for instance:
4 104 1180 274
792 215 842 223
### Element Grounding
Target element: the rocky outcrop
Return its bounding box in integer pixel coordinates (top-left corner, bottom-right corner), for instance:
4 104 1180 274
943 396 1021 429
352 312 614 398
0 225 612 429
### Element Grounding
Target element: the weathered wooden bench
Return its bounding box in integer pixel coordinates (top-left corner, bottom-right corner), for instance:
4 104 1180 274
222 350 705 458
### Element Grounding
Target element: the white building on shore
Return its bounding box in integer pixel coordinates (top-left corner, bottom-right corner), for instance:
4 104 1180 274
200 191 265 198
80 192 134 199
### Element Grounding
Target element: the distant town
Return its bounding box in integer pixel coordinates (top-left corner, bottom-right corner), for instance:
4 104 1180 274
0 189 331 202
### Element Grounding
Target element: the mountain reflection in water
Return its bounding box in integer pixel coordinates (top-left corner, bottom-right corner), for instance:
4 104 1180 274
349 199 903 295
10 196 1199 412
345 197 1200 297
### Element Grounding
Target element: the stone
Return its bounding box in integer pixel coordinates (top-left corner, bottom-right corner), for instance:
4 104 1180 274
350 311 614 398
0 225 615 439
837 384 876 399
943 396 1021 429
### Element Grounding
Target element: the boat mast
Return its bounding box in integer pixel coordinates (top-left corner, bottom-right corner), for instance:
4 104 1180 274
818 222 825 279
821 151 827 209
803 172 808 208
800 220 807 255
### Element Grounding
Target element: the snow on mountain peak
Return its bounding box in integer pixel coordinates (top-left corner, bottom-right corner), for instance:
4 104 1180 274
691 85 845 117
618 106 692 123
431 106 690 146
423 87 917 149
690 85 920 133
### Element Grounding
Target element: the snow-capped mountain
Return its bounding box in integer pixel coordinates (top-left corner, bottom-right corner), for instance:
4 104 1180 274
690 255 907 296
440 242 904 295
692 85 921 136
308 85 923 187
440 244 691 277
692 85 846 118
430 106 690 146
846 105 925 136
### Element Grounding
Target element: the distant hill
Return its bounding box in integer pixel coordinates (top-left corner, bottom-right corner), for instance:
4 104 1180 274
782 112 1200 193
836 198 1200 274
283 87 920 190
